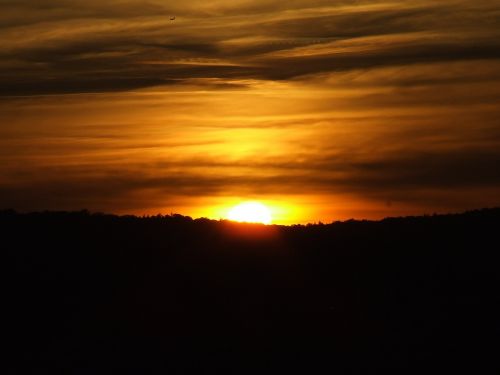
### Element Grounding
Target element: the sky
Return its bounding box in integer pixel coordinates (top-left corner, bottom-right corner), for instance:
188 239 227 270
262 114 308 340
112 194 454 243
1 0 499 224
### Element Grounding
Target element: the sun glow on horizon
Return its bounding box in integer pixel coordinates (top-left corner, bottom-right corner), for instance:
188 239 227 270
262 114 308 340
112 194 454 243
227 201 272 224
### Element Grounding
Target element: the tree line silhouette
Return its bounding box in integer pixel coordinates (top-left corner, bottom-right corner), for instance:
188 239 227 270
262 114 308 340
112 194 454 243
3 208 499 373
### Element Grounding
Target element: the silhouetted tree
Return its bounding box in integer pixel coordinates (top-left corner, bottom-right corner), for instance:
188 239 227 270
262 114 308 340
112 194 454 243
2 208 499 373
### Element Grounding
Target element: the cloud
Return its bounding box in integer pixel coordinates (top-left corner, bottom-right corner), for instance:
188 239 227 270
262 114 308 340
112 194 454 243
1 146 500 219
1 0 499 95
1 0 500 220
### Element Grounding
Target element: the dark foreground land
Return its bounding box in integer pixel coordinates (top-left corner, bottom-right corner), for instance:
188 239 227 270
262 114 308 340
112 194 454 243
3 208 500 373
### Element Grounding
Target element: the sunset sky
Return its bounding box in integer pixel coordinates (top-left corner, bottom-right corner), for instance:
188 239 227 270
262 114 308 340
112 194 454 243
1 0 499 224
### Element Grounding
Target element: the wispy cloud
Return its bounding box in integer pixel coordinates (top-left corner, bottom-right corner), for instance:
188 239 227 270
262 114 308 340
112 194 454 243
1 0 499 221
1 0 499 95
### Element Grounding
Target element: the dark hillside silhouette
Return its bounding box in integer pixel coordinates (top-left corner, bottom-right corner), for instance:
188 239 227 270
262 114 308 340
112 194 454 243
3 208 500 373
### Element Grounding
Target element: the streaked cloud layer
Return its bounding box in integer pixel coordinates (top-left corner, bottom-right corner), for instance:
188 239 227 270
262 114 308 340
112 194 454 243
1 0 499 222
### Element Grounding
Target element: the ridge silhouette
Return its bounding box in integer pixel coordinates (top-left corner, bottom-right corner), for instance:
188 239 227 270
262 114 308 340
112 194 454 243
3 208 499 373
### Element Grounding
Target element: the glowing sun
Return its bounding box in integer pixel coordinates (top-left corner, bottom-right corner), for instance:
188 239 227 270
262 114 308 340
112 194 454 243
227 202 272 224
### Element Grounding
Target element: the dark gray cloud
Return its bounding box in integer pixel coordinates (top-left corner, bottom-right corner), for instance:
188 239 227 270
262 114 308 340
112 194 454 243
1 140 499 211
1 0 499 95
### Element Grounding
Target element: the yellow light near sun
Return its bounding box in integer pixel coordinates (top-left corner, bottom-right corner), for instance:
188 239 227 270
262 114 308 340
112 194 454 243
227 202 272 224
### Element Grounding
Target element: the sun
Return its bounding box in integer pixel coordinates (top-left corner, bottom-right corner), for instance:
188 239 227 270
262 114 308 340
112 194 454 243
227 201 272 224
